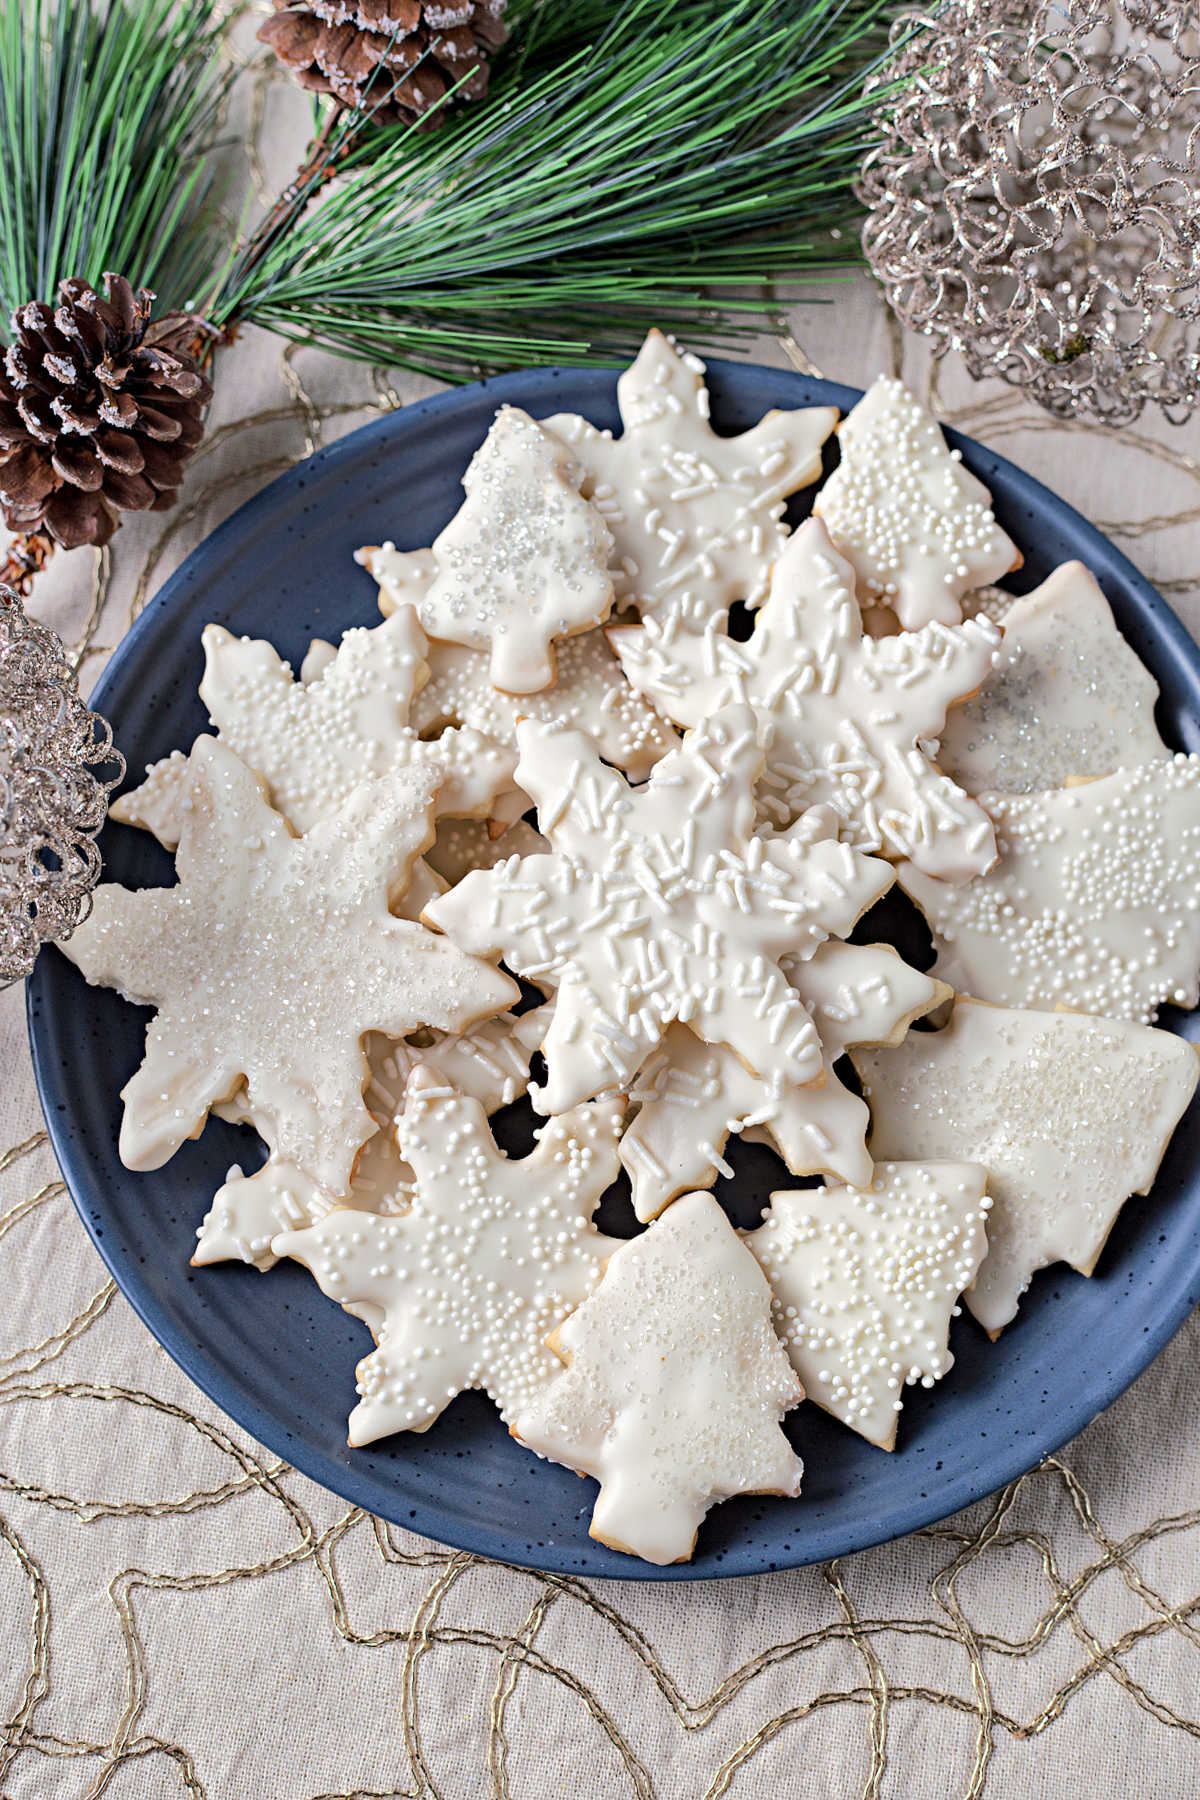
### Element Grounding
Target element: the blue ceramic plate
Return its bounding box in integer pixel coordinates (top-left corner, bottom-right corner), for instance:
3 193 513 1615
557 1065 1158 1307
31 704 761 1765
27 361 1200 1580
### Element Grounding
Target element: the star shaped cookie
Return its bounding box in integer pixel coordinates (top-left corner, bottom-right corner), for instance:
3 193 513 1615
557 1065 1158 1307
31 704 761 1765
621 941 947 1221
812 376 1020 628
541 329 837 635
425 705 894 1113
746 1163 990 1449
900 755 1200 1022
612 516 1001 881
854 999 1199 1334
937 560 1171 794
512 1189 805 1565
61 738 517 1186
274 1067 624 1441
112 608 515 843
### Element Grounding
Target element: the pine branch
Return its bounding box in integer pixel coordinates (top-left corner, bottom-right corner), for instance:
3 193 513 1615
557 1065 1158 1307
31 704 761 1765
0 0 233 331
211 0 901 380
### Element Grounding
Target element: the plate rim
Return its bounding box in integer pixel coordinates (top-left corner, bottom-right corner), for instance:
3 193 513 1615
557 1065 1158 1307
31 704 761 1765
26 355 1200 1581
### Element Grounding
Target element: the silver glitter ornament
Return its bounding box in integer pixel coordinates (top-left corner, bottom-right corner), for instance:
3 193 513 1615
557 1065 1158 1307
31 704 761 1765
860 0 1200 424
0 586 123 985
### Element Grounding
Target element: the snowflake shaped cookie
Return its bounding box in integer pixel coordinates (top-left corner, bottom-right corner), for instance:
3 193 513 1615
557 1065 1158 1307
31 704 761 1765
425 706 894 1113
540 329 837 635
900 755 1200 1022
936 561 1171 794
746 1163 990 1449
612 517 1001 881
812 376 1019 629
379 406 615 694
855 999 1199 1334
195 1008 548 1270
512 1189 804 1565
621 941 947 1221
112 609 516 844
61 738 517 1186
274 1067 624 1442
424 816 547 888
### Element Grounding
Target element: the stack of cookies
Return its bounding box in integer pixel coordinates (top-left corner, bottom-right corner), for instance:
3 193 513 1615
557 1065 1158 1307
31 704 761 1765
65 333 1200 1565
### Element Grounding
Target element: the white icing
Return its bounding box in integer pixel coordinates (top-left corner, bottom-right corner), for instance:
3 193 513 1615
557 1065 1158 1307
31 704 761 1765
612 517 1001 882
812 375 1019 628
621 941 945 1221
901 755 1200 1022
937 561 1170 794
512 1189 804 1565
273 1068 624 1442
425 706 893 1114
854 999 1199 1333
542 329 837 636
747 1163 990 1449
61 738 517 1186
195 1009 548 1270
383 407 614 694
424 816 547 888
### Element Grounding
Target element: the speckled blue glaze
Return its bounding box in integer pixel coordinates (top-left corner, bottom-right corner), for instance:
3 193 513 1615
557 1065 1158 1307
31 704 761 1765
26 361 1200 1581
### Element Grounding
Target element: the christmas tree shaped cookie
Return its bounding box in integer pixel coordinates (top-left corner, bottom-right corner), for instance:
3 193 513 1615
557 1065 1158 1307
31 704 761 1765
622 941 947 1220
274 1068 624 1441
113 607 515 842
746 1164 990 1449
425 705 894 1113
612 517 1001 881
936 560 1171 794
377 406 615 694
61 739 517 1186
900 755 1200 1022
812 376 1019 628
854 999 1199 1334
541 329 837 636
513 1189 805 1565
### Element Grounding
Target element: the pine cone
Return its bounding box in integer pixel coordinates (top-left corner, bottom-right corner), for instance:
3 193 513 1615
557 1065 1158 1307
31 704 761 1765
259 0 508 127
0 274 211 551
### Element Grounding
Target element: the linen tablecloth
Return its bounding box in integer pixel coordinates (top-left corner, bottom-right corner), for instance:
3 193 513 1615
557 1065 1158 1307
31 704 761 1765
2 39 1199 1800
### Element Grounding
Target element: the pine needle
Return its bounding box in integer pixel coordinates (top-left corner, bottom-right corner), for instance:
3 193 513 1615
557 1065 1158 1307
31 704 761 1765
0 0 231 331
212 0 901 380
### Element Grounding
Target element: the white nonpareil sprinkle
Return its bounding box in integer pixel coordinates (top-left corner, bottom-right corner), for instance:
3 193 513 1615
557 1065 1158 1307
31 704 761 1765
813 374 1018 629
854 999 1200 1334
273 1069 624 1443
746 1163 991 1449
901 754 1200 1022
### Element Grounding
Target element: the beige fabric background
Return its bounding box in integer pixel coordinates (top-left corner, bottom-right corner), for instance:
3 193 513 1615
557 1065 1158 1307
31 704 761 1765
3 27 1200 1800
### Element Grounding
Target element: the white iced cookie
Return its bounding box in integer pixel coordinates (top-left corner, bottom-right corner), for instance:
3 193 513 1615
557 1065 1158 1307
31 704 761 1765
812 375 1020 628
621 942 947 1220
424 816 547 888
426 706 893 1114
379 407 614 694
273 1068 624 1442
937 561 1171 794
112 609 515 844
612 517 1001 882
542 330 837 637
746 1164 990 1449
195 1009 548 1270
358 549 679 784
854 999 1199 1334
512 1189 804 1565
61 738 517 1187
900 755 1200 1022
